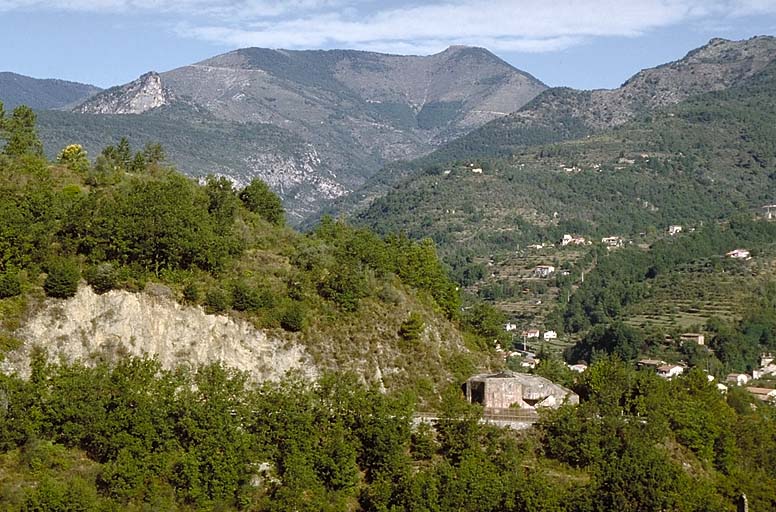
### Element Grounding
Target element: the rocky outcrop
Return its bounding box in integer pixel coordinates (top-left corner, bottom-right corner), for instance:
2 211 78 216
1 286 314 382
75 72 173 114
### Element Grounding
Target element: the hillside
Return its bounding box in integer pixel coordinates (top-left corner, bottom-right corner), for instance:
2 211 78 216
36 46 546 223
330 36 776 218
0 72 100 110
354 58 776 264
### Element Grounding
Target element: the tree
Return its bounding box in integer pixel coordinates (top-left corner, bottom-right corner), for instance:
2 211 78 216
57 144 89 173
3 105 43 157
142 142 165 166
43 257 80 298
239 179 284 226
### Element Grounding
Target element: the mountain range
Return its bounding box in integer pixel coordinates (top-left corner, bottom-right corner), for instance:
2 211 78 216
30 46 545 223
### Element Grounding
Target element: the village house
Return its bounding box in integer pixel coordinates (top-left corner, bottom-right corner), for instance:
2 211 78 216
601 236 624 248
637 359 666 370
745 387 776 403
567 363 588 373
520 357 539 370
680 333 705 346
657 364 685 380
726 249 751 260
561 234 587 246
534 265 555 278
543 330 558 341
522 329 540 339
465 371 579 410
504 322 518 332
726 373 751 386
668 225 683 236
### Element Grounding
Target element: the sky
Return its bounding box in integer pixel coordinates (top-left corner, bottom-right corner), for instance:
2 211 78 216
1 0 776 91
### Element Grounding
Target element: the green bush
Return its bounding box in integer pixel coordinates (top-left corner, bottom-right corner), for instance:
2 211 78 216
280 302 306 332
43 258 80 299
84 263 117 294
182 282 201 304
205 287 231 314
0 271 22 299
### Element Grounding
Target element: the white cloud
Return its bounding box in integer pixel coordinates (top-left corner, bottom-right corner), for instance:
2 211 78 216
3 0 776 53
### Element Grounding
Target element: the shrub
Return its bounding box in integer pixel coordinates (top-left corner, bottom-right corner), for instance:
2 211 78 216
84 263 117 294
43 258 80 298
0 271 22 299
205 287 231 314
183 282 201 304
280 302 306 332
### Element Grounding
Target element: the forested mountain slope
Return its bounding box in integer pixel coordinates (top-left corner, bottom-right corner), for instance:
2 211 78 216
355 58 776 262
0 72 100 110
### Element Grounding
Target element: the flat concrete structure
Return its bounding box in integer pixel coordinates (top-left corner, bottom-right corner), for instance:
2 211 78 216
465 371 579 410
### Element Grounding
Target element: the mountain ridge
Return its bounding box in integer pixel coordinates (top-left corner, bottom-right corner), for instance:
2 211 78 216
0 71 101 110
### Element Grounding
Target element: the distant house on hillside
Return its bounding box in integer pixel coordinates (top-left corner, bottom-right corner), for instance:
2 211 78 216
746 387 776 403
726 373 751 386
726 249 751 260
638 359 666 370
668 225 683 236
680 333 705 346
567 363 588 373
522 329 540 339
561 234 587 246
601 236 624 248
543 330 558 341
504 322 518 332
657 364 685 380
534 265 555 278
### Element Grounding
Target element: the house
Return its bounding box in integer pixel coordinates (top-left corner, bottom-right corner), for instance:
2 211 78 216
522 329 540 339
762 353 775 367
746 387 776 402
601 236 624 248
668 225 683 236
520 357 539 370
753 364 776 380
465 371 579 410
726 249 751 260
657 364 685 380
637 359 666 370
716 383 729 394
504 322 518 332
561 234 587 246
680 333 705 346
543 330 558 341
567 363 588 373
534 265 555 278
471 167 483 174
726 373 751 386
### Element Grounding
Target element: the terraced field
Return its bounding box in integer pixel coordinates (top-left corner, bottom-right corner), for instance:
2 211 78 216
623 256 773 331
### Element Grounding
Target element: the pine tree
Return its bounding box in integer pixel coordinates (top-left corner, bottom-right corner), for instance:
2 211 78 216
3 105 43 158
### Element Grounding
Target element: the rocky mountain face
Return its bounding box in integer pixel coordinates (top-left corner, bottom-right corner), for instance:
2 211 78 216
426 36 776 163
54 46 545 223
74 72 174 115
0 72 100 110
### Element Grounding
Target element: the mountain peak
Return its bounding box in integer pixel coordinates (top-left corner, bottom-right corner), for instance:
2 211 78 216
75 71 174 115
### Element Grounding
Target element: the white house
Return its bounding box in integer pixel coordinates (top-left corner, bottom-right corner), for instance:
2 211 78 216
680 333 705 346
657 364 685 380
561 234 587 246
523 329 540 339
567 363 588 373
668 225 683 236
601 236 624 248
726 249 751 260
726 373 751 386
504 322 518 332
534 265 555 278
543 330 558 341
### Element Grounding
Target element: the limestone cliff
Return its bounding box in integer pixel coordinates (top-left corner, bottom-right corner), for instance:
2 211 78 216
75 72 173 114
1 286 315 382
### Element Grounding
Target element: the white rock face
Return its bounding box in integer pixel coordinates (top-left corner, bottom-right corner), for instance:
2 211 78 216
2 286 315 382
75 72 173 115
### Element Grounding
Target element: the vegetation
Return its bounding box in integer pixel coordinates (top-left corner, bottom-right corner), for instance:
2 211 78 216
0 356 774 511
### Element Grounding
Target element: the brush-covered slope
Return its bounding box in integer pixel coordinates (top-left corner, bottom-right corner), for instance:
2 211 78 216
354 58 776 262
0 143 498 399
0 72 100 110
38 46 545 223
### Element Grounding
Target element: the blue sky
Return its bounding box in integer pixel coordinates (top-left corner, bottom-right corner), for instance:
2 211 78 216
1 0 776 90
